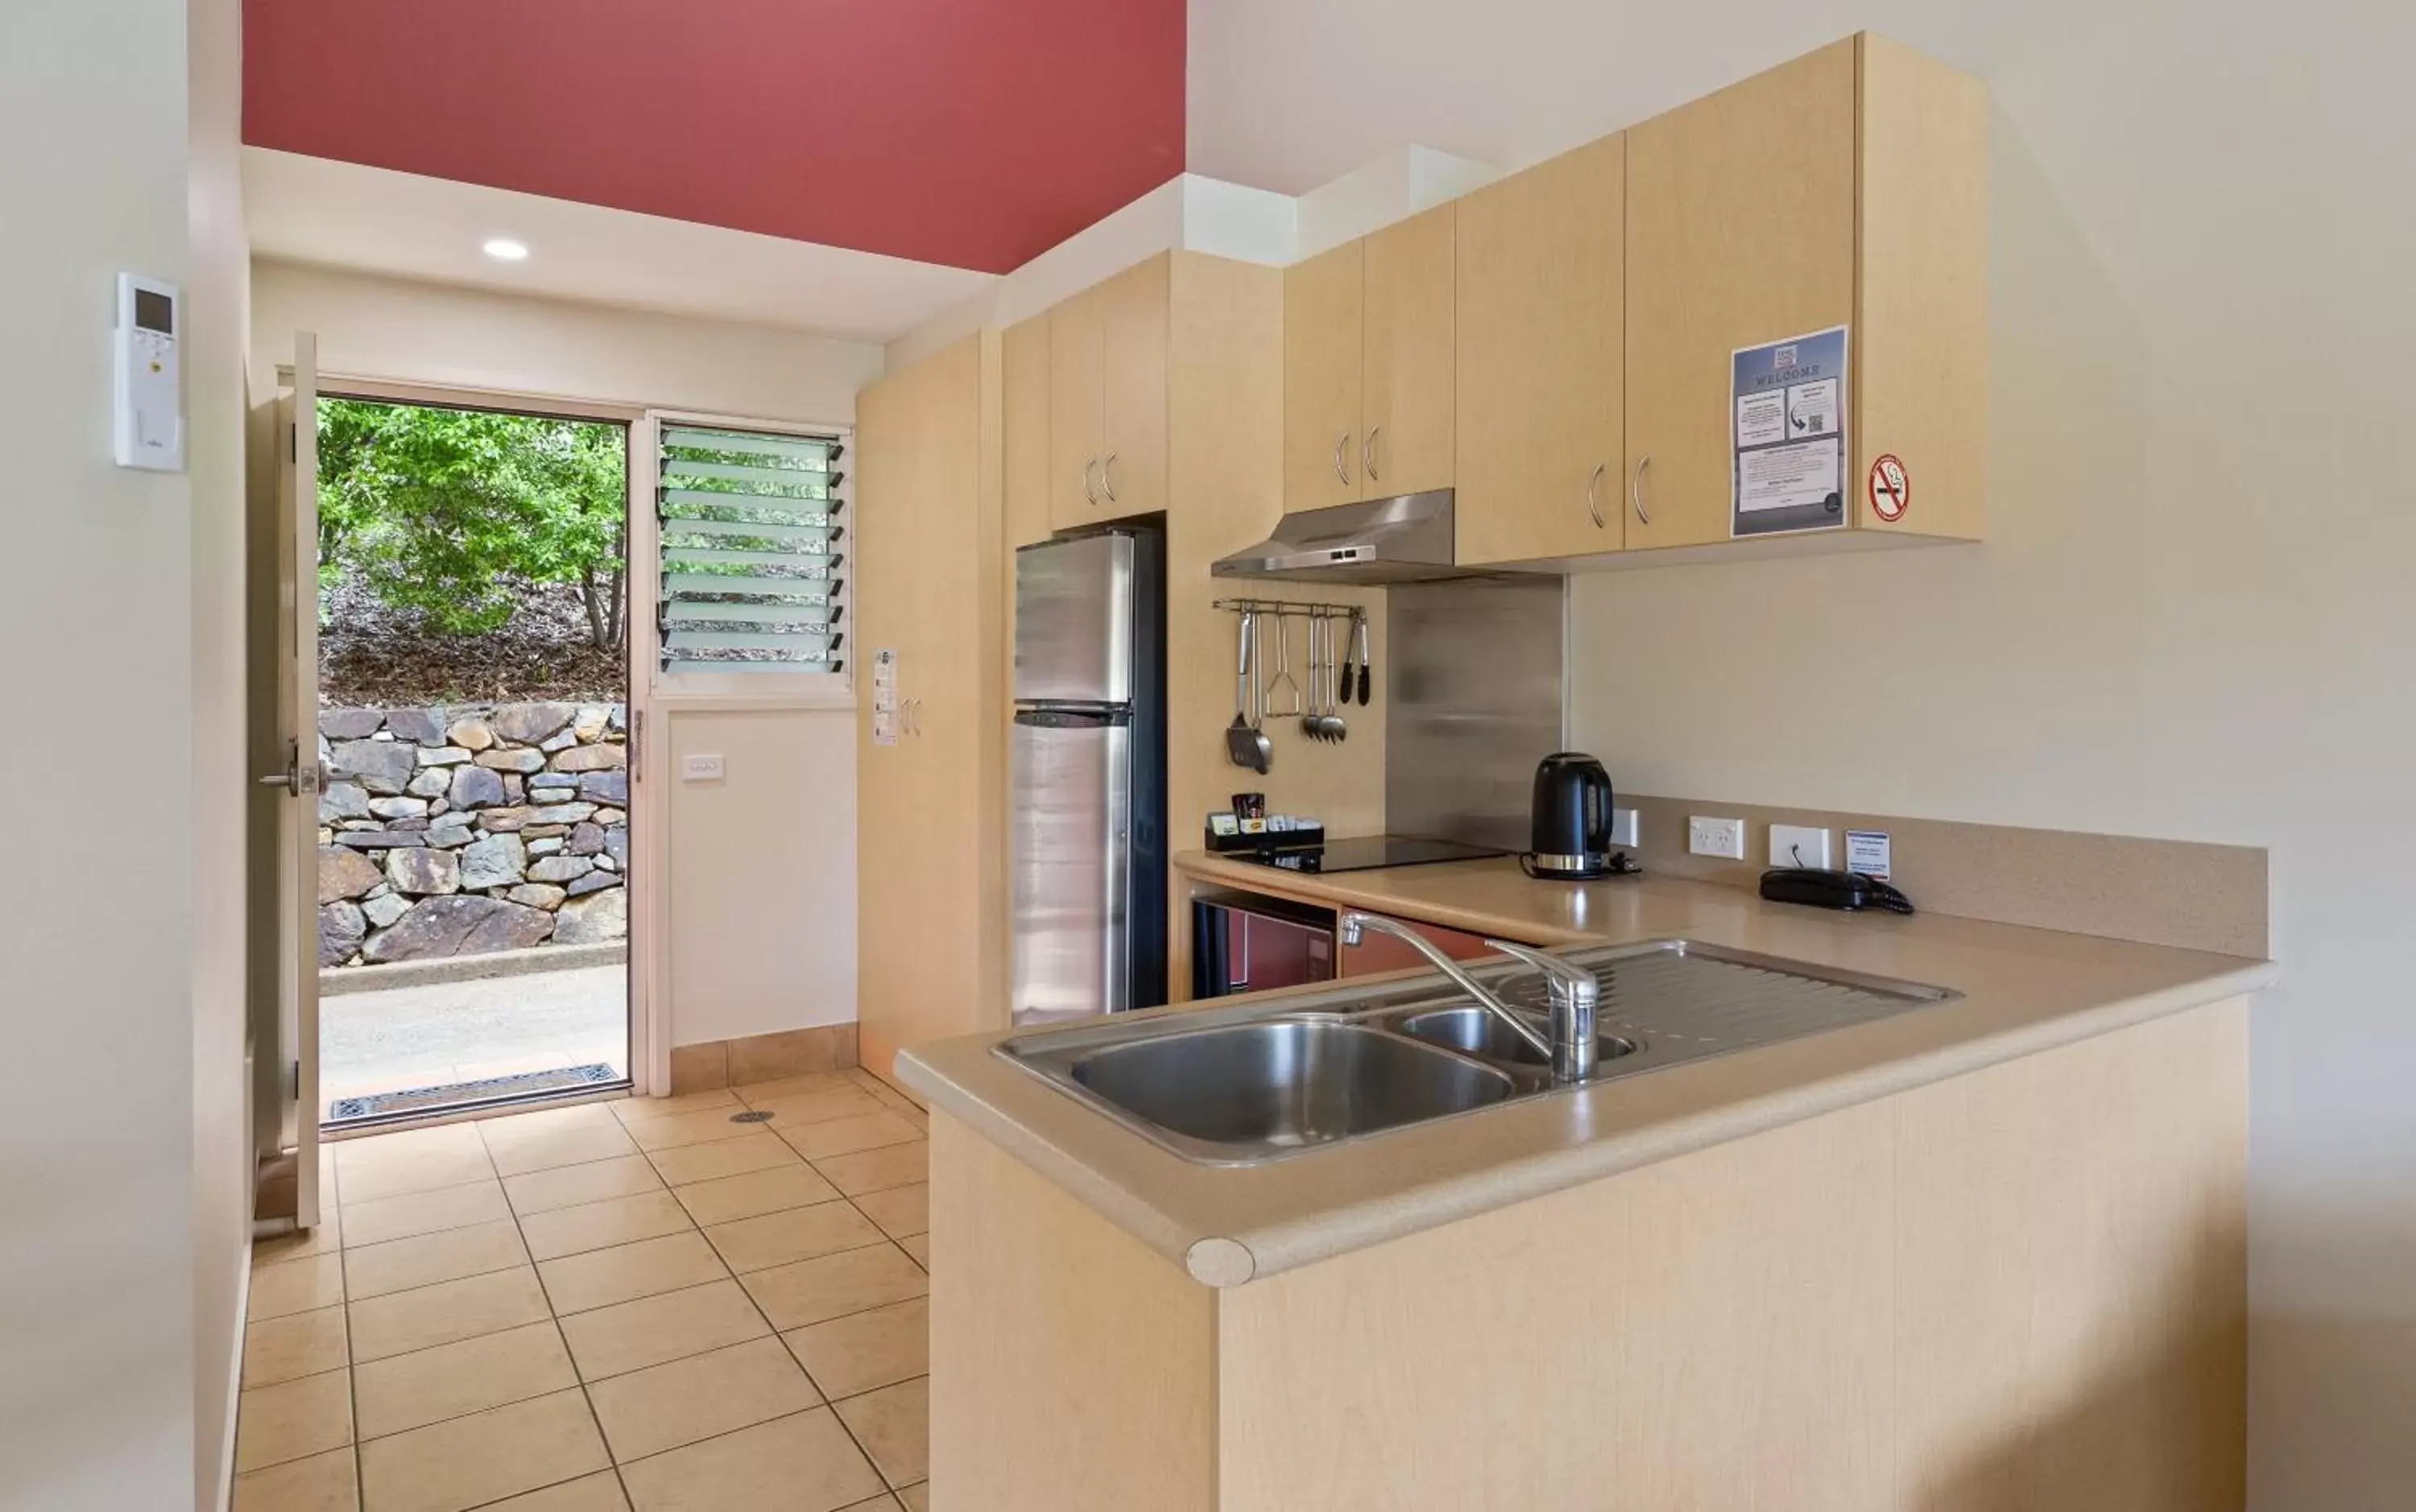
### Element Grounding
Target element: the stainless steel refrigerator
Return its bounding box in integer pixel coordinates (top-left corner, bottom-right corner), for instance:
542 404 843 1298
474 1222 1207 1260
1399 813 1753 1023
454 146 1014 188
1011 528 1167 1025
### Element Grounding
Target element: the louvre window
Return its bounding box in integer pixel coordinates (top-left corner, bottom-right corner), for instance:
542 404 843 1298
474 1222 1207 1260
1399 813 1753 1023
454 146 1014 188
656 423 846 675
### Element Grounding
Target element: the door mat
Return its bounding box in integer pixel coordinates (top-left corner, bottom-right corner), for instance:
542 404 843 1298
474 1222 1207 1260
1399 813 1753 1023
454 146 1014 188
328 1063 620 1122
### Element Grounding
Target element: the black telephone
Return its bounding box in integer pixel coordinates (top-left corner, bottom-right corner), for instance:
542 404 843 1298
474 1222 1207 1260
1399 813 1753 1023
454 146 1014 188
1758 867 1916 915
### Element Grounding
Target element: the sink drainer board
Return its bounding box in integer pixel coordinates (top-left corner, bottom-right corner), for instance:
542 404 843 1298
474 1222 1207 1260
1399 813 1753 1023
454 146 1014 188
997 940 1959 1165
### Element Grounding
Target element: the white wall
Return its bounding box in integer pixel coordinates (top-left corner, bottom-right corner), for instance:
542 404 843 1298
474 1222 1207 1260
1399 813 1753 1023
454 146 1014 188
251 262 883 1048
2 1 247 1506
1191 2 2416 1504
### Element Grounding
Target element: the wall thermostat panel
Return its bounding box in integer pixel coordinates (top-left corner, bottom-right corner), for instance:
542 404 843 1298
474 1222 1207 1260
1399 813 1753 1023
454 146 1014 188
114 273 184 472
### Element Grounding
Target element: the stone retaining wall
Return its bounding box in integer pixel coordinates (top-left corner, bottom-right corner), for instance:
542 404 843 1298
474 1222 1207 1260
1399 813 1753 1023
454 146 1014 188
317 701 630 966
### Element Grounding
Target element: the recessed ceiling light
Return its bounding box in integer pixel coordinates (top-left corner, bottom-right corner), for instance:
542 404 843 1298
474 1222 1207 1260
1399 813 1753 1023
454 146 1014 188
482 238 530 262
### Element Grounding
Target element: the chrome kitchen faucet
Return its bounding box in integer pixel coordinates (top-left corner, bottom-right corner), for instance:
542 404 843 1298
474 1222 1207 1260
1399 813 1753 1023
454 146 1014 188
1337 914 1601 1082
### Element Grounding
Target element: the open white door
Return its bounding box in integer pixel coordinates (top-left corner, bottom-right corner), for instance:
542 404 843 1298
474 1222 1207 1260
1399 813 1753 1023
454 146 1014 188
262 335 322 1228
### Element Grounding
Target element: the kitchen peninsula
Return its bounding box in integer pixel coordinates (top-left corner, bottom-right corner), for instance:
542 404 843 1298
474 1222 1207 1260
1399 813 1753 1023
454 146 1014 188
899 856 2269 1511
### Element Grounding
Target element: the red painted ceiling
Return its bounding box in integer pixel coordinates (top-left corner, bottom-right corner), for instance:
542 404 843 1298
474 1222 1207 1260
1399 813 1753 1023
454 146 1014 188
242 0 1186 275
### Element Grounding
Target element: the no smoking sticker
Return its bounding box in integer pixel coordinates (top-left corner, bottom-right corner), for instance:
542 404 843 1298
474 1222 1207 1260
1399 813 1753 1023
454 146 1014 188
1868 454 1909 523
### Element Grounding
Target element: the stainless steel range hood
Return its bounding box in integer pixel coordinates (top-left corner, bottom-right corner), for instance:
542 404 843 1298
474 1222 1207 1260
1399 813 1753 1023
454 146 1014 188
1210 490 1466 584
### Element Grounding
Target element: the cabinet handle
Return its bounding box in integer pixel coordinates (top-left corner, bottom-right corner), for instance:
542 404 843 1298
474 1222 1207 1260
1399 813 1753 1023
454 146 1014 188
1101 452 1119 503
1364 426 1381 483
1631 455 1653 527
1332 433 1353 487
1586 462 1606 530
1082 457 1100 507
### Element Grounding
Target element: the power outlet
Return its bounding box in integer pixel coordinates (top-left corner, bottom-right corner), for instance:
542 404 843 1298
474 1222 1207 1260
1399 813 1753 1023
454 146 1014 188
1769 824 1831 870
1607 806 1640 848
1688 815 1746 860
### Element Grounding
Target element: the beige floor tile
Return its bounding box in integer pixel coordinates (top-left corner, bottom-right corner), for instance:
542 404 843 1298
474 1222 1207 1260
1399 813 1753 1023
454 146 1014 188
611 1089 738 1124
235 1368 355 1473
734 1072 856 1105
618 1408 883 1512
834 1378 928 1489
809 1141 926 1198
345 1220 529 1300
646 1130 801 1188
474 1472 630 1510
476 1101 622 1142
231 1446 358 1512
740 1245 929 1332
625 1106 763 1151
341 1181 512 1249
333 1147 496 1206
746 1086 886 1130
335 1122 486 1169
484 1122 642 1179
539 1230 728 1316
519 1189 693 1262
671 1163 842 1227
778 1110 920 1163
896 1233 929 1270
843 1497 904 1512
705 1201 885 1274
849 1184 929 1241
897 1483 929 1512
783 1298 927 1401
586 1335 822 1463
348 1266 551 1363
245 1305 350 1388
253 1253 347 1320
557 1278 771 1381
357 1388 607 1512
354 1320 577 1440
504 1155 664 1217
254 1207 341 1269
893 1105 929 1134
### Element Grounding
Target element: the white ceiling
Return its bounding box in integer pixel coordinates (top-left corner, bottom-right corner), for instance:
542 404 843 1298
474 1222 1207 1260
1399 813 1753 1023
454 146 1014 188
243 148 998 345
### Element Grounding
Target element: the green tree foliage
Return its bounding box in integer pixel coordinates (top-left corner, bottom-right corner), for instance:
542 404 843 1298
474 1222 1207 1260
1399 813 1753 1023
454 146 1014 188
316 399 628 649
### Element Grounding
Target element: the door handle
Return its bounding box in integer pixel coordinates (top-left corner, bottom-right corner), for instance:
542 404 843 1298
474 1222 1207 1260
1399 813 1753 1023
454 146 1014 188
1631 455 1653 527
1363 426 1381 483
1332 433 1353 488
1586 462 1607 530
256 742 321 795
1100 452 1119 504
1082 458 1101 507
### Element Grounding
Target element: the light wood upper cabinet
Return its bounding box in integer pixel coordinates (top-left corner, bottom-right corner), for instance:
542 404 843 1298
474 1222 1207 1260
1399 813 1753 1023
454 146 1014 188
1359 204 1456 498
1003 312 1053 550
1282 238 1365 508
1624 39 1857 551
1098 256 1169 518
1046 255 1171 530
1045 283 1106 531
1284 208 1456 509
1455 134 1625 565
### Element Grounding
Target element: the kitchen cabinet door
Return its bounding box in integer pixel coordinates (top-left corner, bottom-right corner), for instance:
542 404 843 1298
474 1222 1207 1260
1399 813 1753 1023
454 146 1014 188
1624 39 1856 550
1098 254 1169 518
1359 203 1456 500
1282 238 1365 510
1048 281 1107 532
1455 134 1625 565
1004 312 1053 550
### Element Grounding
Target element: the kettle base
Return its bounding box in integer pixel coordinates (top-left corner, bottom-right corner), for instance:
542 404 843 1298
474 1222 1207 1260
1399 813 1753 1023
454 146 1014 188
1520 851 1640 882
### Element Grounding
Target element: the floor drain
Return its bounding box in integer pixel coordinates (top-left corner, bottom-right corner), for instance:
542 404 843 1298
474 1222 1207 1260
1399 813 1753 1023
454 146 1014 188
730 1109 775 1124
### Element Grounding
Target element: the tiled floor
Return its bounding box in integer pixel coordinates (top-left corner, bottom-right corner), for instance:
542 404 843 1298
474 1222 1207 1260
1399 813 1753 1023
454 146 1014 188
238 1068 933 1512
322 965 629 1117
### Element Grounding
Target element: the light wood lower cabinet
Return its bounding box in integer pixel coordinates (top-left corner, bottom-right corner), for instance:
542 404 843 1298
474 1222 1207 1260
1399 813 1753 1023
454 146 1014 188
855 333 1007 1077
930 998 2247 1510
1336 914 1492 977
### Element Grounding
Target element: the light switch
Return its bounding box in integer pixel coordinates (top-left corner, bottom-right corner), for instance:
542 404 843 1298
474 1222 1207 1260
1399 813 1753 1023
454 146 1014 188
681 753 726 783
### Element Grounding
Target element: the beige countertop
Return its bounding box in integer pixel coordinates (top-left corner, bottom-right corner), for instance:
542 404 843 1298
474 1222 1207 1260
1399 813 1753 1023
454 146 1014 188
896 852 2274 1288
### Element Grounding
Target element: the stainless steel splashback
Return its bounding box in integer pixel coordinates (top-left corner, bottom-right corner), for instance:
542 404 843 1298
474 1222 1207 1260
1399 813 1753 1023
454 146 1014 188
1384 576 1566 849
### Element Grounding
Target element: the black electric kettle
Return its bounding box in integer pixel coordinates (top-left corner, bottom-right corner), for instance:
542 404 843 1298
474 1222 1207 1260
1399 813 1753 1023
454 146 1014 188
1526 753 1621 880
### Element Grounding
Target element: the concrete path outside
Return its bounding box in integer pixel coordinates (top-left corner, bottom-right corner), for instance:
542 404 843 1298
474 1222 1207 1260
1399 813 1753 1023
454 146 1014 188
321 964 627 1119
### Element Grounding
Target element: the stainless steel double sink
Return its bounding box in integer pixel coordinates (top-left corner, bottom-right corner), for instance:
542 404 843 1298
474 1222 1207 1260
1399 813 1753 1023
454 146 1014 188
998 939 1957 1164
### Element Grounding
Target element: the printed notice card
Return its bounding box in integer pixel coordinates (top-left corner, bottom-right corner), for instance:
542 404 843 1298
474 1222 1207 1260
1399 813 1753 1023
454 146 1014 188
1731 325 1849 537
